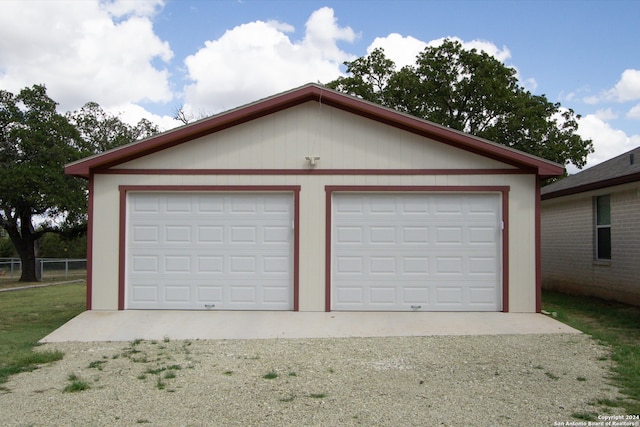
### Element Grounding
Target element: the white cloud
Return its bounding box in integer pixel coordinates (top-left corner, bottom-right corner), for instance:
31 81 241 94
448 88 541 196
627 104 640 120
595 108 618 121
106 102 181 132
605 69 640 102
182 7 356 115
367 34 512 70
583 96 599 105
0 0 173 112
368 33 427 68
569 114 640 173
585 69 640 105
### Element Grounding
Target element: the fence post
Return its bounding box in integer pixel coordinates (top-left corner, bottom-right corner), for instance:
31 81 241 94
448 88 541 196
40 259 44 281
65 258 69 280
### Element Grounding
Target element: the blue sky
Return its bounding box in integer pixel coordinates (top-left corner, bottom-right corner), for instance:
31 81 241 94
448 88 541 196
1 0 639 172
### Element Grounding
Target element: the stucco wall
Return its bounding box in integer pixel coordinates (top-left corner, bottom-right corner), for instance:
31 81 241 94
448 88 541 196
541 183 640 305
89 103 539 312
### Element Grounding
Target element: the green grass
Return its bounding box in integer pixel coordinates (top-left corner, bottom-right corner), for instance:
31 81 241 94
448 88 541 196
309 393 328 399
0 282 85 386
263 371 278 380
63 373 89 393
543 291 640 414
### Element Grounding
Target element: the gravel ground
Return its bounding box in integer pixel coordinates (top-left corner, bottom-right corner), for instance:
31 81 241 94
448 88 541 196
0 334 625 426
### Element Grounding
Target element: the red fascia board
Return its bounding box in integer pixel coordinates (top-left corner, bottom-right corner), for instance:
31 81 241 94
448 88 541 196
65 88 319 178
65 84 563 178
541 171 640 200
315 90 562 177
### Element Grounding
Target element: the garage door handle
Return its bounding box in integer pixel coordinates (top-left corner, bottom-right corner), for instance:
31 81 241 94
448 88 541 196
411 305 422 310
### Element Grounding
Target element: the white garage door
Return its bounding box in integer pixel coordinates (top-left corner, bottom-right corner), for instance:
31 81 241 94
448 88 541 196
126 192 293 310
332 193 501 311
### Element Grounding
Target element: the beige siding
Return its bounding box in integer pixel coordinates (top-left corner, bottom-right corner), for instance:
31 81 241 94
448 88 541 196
114 103 514 171
91 173 538 312
541 183 640 305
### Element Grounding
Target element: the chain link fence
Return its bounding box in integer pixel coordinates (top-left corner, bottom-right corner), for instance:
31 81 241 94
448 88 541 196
0 258 87 282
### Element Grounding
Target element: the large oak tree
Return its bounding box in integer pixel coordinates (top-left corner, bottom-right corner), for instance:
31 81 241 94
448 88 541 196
0 85 85 281
327 40 592 169
0 85 158 282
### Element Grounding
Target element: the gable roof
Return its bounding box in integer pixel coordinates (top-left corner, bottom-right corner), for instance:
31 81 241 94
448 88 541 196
541 146 640 200
65 83 564 179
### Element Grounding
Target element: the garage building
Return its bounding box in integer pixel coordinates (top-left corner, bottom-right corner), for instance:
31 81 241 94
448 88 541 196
65 84 563 313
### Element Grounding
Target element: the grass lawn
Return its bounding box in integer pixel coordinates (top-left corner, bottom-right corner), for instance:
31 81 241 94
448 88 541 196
543 290 640 415
0 282 85 387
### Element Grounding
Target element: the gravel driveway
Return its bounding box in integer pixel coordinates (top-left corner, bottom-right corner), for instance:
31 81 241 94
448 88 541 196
0 334 623 426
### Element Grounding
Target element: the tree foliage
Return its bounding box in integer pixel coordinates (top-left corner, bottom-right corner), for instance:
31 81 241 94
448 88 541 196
0 85 158 281
0 85 85 281
327 40 593 168
67 102 158 154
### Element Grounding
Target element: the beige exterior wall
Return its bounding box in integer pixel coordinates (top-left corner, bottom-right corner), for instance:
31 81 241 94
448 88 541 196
541 183 640 305
114 102 514 171
90 103 538 312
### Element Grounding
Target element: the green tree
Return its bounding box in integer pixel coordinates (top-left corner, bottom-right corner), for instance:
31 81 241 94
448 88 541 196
0 86 158 282
38 233 86 259
0 85 86 281
327 40 592 168
67 102 158 154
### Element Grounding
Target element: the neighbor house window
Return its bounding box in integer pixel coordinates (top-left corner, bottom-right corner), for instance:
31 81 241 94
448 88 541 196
595 195 611 260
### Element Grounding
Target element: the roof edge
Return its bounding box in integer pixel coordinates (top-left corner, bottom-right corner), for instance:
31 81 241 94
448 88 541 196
541 171 640 200
66 83 564 179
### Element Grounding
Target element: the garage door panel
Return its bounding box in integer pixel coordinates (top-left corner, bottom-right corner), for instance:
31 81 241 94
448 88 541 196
435 286 463 305
402 287 429 304
336 287 364 304
197 286 223 303
165 256 191 272
165 285 191 303
469 227 497 244
132 285 158 303
469 286 499 304
403 257 429 274
263 226 290 244
127 192 293 310
370 256 396 274
166 196 191 212
402 227 429 243
197 226 223 243
332 193 501 311
370 287 396 304
132 226 159 243
131 255 159 273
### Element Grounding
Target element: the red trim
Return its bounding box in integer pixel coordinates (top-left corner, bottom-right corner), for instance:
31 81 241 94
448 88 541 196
502 190 510 313
293 190 300 312
325 189 332 312
325 185 509 192
65 84 563 179
541 171 640 200
535 176 542 313
118 185 301 311
324 185 510 313
86 175 94 310
118 185 299 192
118 189 127 310
99 168 528 176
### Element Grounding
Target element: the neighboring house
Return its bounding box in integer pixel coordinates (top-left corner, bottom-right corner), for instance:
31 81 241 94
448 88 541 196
541 147 640 306
65 84 562 313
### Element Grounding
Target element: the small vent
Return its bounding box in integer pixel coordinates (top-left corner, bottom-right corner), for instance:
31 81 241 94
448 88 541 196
631 153 635 165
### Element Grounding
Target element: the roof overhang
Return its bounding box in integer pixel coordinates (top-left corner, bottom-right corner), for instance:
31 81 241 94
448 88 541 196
66 83 565 179
542 171 640 200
